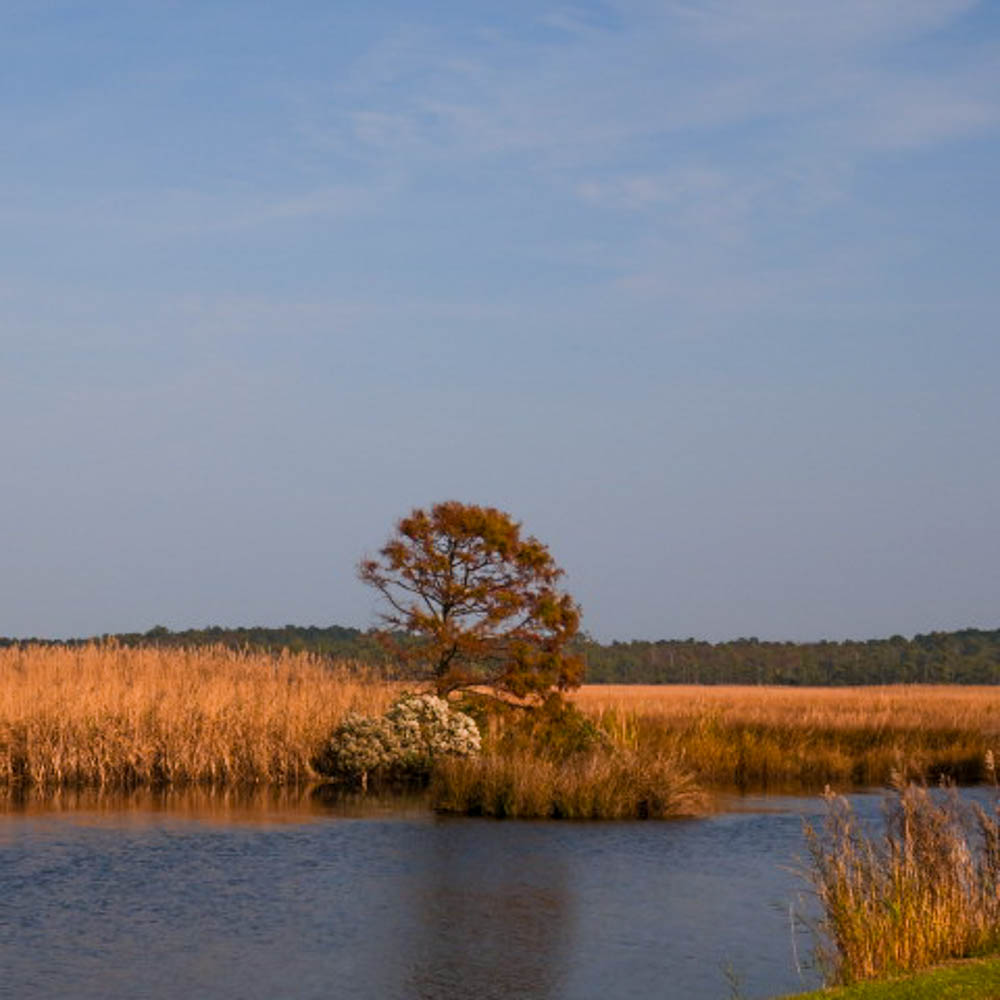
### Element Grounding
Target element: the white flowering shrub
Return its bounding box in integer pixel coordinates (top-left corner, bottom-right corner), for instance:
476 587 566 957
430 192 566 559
313 714 401 783
314 693 481 786
385 693 482 773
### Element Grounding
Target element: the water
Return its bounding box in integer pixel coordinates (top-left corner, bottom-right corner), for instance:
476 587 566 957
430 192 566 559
0 789 886 1000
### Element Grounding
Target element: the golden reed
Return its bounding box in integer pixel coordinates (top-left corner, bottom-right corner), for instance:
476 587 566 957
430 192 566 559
431 748 706 819
0 643 394 787
806 783 1000 983
572 685 1000 790
4 645 999 794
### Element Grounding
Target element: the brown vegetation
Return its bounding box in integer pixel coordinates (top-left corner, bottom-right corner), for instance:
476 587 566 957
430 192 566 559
359 500 582 697
805 783 1000 983
4 646 999 799
424 693 706 818
0 643 393 787
431 747 705 818
572 685 1000 790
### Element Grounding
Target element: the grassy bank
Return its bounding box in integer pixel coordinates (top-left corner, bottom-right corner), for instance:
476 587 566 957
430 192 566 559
4 647 1000 796
0 643 392 786
573 685 1000 790
778 957 1000 999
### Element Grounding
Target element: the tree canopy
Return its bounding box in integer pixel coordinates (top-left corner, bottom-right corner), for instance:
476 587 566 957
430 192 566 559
359 501 583 698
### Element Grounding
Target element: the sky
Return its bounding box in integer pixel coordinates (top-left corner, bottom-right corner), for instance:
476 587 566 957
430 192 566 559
2 0 998 643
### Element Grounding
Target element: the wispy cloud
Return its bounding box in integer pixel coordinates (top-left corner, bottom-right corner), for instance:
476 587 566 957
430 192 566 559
313 0 995 158
10 2 993 260
4 2 997 319
657 0 980 50
280 0 998 261
855 78 999 150
0 179 397 239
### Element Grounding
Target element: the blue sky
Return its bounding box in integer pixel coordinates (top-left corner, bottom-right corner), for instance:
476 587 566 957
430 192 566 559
2 0 998 642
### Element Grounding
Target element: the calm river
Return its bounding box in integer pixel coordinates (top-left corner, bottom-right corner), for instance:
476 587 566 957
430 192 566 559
0 789 889 1000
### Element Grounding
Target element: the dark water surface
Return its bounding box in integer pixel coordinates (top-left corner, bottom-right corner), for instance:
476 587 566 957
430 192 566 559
0 789 883 1000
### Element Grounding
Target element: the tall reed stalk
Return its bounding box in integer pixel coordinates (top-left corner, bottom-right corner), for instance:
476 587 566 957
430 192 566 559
804 783 1000 984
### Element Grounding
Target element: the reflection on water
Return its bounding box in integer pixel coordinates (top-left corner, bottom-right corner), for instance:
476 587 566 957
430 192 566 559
404 822 573 999
0 788 876 1000
0 783 430 824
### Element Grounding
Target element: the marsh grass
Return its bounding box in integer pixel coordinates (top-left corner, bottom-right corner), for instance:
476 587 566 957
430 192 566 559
430 747 705 818
429 699 705 818
805 784 1000 984
0 643 394 787
5 651 999 799
573 686 1000 790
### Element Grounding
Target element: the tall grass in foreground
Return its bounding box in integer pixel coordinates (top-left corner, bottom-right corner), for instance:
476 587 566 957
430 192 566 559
0 643 393 787
805 784 1000 984
573 686 1000 790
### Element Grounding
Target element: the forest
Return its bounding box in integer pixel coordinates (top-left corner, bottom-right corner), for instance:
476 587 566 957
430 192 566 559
2 624 998 686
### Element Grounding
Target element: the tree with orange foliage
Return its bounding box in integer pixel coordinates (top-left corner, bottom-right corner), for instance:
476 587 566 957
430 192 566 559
359 501 583 699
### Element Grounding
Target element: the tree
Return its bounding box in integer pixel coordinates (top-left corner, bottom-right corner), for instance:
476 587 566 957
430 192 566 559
359 500 583 699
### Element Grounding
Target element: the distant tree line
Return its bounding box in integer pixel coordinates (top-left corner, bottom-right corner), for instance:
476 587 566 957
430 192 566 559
0 624 387 663
577 629 1000 685
2 624 998 685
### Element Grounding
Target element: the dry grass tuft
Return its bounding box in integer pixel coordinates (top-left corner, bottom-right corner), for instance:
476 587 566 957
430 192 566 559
431 748 705 819
428 696 706 819
0 643 394 787
805 783 1000 984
